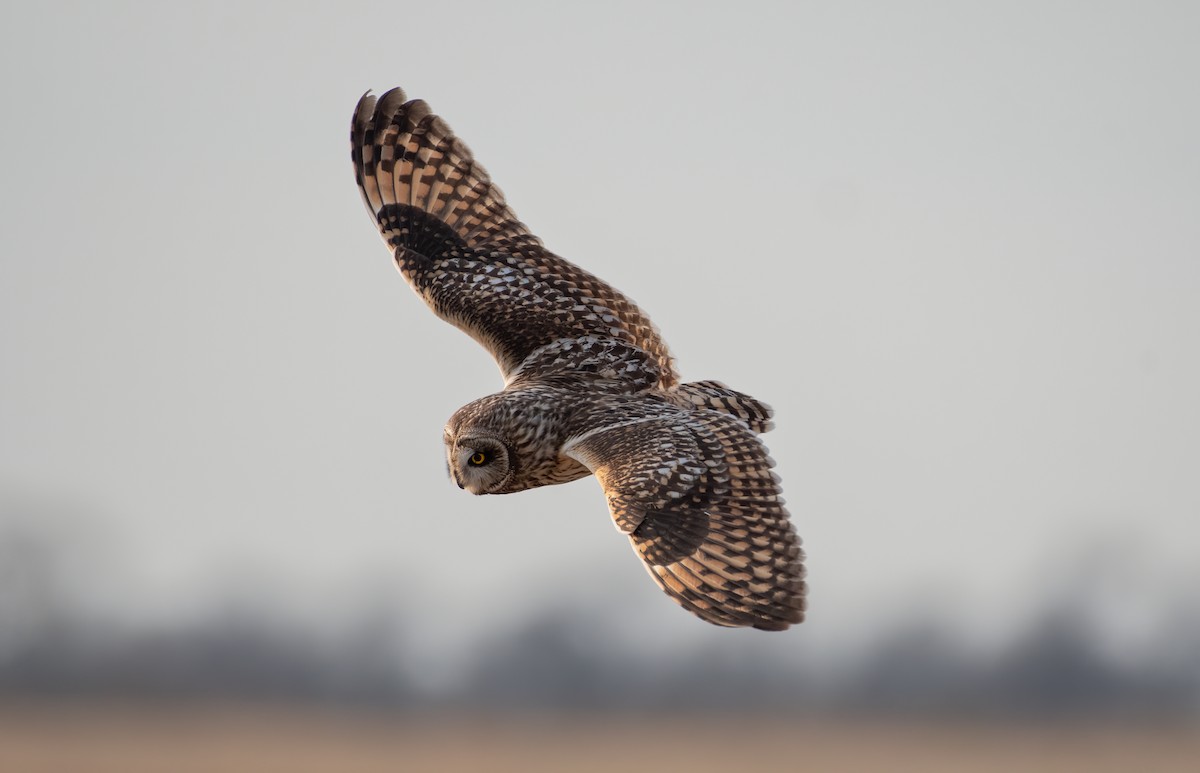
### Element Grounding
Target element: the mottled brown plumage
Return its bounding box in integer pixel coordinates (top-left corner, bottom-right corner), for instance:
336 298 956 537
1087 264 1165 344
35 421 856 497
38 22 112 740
352 87 806 630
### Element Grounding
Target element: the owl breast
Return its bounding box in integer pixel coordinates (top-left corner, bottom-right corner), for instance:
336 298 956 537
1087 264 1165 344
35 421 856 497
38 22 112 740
528 454 591 489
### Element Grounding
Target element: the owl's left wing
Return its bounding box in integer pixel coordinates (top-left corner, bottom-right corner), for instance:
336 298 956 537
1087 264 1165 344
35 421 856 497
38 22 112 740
352 89 677 388
564 409 806 630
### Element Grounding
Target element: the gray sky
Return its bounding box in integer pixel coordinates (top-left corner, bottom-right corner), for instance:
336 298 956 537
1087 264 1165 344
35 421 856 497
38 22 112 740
2 1 1198 659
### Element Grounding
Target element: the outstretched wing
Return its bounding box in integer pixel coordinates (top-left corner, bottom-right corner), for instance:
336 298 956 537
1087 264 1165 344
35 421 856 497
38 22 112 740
352 88 678 388
564 407 806 630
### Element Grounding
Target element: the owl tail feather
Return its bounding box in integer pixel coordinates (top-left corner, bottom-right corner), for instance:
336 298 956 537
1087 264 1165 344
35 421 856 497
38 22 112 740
351 89 534 261
675 380 775 434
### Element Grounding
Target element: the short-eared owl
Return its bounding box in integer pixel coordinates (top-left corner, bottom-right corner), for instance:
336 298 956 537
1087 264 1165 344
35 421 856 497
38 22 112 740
352 88 805 630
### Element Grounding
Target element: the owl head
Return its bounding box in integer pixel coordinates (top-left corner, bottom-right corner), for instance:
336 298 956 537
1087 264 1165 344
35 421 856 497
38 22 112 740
444 427 514 495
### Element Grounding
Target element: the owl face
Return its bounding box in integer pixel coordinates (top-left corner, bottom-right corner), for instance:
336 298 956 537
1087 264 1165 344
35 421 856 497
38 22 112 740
446 432 513 495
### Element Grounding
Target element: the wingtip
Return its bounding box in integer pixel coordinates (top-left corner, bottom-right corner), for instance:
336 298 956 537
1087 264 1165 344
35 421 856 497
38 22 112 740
354 87 411 126
353 90 378 131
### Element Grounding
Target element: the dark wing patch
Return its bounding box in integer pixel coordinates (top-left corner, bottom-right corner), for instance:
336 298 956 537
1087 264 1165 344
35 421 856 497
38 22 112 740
352 89 678 387
565 409 806 631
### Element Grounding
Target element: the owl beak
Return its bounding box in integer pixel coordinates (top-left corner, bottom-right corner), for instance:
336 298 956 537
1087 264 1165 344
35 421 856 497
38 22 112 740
446 459 464 490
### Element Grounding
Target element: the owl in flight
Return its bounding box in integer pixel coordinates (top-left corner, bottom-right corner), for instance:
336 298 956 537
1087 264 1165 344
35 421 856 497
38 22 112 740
351 88 806 630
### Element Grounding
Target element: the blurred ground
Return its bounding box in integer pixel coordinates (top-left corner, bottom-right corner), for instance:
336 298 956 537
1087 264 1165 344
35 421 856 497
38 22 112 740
2 703 1198 773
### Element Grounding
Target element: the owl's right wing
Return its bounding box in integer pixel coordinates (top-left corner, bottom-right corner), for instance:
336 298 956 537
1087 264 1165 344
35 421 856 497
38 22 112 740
564 408 806 630
352 89 678 388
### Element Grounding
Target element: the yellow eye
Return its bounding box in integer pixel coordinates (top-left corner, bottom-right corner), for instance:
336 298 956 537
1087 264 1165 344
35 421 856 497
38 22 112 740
469 451 487 466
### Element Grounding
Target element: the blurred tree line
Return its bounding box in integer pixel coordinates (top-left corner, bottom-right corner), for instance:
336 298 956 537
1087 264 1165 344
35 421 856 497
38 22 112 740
2 514 1197 717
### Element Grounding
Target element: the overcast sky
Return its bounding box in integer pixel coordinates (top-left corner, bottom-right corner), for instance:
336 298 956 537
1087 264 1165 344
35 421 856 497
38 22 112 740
2 1 1197 660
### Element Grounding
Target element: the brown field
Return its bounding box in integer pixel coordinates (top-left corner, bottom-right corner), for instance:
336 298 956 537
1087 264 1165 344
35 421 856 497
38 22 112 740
1 703 1198 773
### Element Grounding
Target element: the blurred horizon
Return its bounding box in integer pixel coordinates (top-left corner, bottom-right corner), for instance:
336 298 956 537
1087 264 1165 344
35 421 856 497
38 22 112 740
3 502 1198 719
